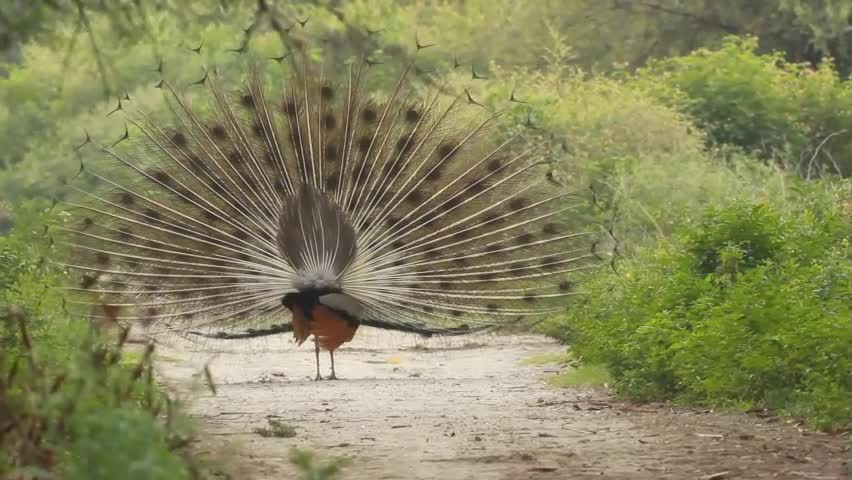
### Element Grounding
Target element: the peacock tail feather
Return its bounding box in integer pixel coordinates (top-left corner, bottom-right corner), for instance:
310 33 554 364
58 43 596 341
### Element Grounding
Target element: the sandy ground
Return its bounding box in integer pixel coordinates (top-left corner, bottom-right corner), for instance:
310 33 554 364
152 330 850 480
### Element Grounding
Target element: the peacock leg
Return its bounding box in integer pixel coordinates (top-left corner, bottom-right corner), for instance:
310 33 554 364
313 338 323 381
327 350 338 380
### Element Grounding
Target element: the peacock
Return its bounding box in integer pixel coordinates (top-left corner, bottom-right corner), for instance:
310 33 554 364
60 38 596 380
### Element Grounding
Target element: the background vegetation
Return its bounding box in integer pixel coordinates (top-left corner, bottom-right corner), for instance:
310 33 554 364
2 0 851 476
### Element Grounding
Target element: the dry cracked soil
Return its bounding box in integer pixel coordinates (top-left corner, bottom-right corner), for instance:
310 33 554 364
151 330 850 480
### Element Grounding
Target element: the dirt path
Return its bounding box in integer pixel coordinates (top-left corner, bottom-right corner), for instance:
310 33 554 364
153 330 850 480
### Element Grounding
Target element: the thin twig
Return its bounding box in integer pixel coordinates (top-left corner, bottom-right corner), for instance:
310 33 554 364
628 1 740 34
73 0 112 98
806 130 846 180
62 17 84 70
57 17 84 96
770 162 789 213
635 202 665 239
821 149 844 177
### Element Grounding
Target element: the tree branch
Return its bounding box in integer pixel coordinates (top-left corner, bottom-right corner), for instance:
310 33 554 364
73 0 112 98
620 0 741 35
805 129 847 179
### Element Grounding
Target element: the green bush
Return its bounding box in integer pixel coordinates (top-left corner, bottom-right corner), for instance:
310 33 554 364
638 36 852 177
463 58 704 168
62 409 190 480
1 202 198 479
444 52 708 245
543 186 852 431
584 151 794 247
685 202 784 275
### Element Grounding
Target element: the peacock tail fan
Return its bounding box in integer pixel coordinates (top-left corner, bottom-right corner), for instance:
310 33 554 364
57 41 598 347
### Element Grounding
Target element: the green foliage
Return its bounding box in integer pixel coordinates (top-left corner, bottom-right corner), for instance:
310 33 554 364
62 409 190 480
684 202 784 274
440 38 704 169
442 51 710 244
1 321 196 478
542 0 852 75
548 364 612 388
640 36 852 177
523 352 612 387
333 0 852 76
0 200 76 359
521 352 571 366
1 202 199 479
543 187 852 431
0 5 267 198
289 448 351 480
587 152 793 247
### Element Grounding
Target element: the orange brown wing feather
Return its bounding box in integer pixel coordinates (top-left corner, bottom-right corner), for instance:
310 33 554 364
290 307 311 346
310 305 359 353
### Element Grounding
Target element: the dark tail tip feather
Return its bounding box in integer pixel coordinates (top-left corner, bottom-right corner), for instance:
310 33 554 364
188 323 294 340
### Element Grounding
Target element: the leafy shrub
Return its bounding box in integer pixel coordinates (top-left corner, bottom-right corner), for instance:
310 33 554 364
462 57 704 169
684 202 783 274
0 200 72 358
638 36 852 177
290 448 351 480
1 202 198 479
442 51 708 244
584 151 794 247
543 185 852 431
62 408 190 480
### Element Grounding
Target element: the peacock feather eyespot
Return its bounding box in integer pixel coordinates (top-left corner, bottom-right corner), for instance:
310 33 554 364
227 150 243 164
141 207 161 221
116 191 135 206
437 142 456 159
426 164 444 181
509 197 528 211
171 132 188 147
323 113 337 130
79 274 97 289
211 124 227 139
319 84 335 100
324 173 340 191
361 107 378 123
515 232 534 245
466 180 485 195
241 93 255 108
396 134 416 153
148 170 170 184
95 252 111 265
283 100 297 116
116 227 133 241
405 108 421 124
542 223 560 235
357 135 372 152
